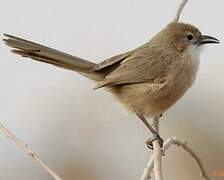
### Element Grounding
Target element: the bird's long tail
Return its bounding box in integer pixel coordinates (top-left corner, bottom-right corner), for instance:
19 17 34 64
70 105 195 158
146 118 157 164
3 34 103 81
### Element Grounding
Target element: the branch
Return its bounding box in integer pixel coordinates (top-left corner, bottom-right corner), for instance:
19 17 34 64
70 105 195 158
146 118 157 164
140 117 164 180
140 155 154 180
0 122 63 180
151 117 163 180
165 137 211 180
140 137 211 180
173 0 188 22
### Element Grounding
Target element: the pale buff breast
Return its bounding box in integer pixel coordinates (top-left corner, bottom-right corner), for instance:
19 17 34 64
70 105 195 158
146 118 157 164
149 50 200 117
111 45 201 117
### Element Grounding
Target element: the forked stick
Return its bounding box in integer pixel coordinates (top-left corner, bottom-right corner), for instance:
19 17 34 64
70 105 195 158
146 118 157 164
140 137 211 180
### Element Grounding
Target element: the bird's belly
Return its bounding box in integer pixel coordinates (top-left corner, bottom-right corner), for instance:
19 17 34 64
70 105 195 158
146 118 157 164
111 58 199 117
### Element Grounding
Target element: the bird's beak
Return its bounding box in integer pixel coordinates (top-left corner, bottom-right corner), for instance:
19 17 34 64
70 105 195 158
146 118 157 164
199 35 220 45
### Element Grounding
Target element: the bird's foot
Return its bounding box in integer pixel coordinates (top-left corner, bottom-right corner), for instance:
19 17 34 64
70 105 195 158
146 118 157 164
146 133 164 150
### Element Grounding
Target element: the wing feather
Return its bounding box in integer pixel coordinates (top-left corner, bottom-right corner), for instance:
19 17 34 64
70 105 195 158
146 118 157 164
94 44 180 89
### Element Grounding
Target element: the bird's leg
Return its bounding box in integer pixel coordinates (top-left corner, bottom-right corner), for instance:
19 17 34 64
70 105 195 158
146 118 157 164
136 114 163 149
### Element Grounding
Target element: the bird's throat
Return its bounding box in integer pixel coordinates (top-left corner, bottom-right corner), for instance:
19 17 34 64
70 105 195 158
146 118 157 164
187 44 202 61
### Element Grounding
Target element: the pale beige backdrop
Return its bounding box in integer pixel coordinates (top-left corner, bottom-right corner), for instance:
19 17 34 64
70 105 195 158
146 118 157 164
0 0 223 180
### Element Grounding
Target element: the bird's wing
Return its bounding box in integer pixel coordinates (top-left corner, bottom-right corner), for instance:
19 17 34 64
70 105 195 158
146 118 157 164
94 46 173 89
93 52 131 70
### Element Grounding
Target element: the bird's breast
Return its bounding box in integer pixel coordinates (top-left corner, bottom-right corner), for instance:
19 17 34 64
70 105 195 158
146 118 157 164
147 51 200 117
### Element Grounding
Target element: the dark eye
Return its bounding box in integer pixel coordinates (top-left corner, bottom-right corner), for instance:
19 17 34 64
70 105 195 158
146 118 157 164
187 34 193 41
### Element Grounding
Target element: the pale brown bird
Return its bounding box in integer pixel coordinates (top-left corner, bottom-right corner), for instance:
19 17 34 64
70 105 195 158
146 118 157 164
3 22 219 148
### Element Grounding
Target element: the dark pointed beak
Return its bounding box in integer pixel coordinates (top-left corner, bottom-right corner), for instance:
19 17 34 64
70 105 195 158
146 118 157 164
199 35 220 45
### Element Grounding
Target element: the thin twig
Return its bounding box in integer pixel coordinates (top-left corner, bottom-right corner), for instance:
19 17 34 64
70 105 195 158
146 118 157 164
141 137 211 180
140 156 154 180
0 122 63 180
166 137 211 180
173 0 188 22
151 117 163 180
140 134 172 180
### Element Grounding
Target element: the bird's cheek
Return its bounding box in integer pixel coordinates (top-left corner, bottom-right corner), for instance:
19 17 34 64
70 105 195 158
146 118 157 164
172 40 186 52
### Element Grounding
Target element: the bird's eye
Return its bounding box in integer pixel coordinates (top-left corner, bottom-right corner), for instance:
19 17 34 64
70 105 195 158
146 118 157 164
187 34 194 41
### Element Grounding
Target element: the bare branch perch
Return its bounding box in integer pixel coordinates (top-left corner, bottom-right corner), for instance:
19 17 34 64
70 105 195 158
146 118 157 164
140 156 154 180
140 137 211 180
151 117 163 180
173 0 188 22
152 117 163 180
0 122 63 180
140 117 163 180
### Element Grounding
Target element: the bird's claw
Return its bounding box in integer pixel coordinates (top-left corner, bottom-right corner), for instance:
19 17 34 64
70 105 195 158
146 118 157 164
146 134 164 150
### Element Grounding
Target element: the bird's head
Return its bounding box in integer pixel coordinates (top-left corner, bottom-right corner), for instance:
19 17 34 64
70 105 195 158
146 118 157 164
164 22 219 53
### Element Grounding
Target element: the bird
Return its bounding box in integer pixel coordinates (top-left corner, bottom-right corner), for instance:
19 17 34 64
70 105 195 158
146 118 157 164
3 22 219 148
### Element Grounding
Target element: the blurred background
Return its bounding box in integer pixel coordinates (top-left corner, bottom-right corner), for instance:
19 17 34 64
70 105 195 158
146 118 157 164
0 0 223 180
